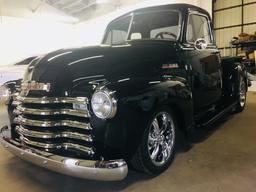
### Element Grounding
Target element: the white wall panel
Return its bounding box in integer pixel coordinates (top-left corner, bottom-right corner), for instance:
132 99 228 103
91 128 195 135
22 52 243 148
244 24 256 34
213 0 256 56
214 7 241 28
220 48 236 57
244 4 256 23
0 17 75 65
244 0 256 3
0 0 79 66
197 0 212 16
215 27 241 48
214 0 241 10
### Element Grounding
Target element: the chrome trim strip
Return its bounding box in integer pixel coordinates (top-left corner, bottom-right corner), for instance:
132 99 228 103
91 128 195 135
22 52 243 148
0 126 128 181
19 135 94 156
14 116 92 130
16 95 89 105
16 126 93 142
14 105 90 118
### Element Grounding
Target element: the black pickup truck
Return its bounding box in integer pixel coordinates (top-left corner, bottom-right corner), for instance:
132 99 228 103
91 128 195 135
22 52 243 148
0 4 248 181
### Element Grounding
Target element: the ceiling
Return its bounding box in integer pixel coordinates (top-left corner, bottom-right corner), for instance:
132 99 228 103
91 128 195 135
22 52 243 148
45 0 121 21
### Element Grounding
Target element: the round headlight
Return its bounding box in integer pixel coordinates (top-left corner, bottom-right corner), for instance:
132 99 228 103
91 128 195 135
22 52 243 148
0 85 11 104
91 89 117 119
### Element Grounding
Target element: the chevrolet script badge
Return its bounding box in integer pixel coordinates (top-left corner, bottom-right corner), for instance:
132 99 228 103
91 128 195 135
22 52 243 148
21 81 51 96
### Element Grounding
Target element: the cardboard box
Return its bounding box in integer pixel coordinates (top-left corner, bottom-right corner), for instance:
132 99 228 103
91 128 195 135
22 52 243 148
248 52 255 60
237 51 246 59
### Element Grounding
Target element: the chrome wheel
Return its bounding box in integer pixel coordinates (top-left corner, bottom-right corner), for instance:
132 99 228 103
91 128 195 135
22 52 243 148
239 79 246 107
147 112 175 166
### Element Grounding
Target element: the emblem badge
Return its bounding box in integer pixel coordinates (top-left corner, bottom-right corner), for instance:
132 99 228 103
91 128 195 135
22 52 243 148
21 81 51 96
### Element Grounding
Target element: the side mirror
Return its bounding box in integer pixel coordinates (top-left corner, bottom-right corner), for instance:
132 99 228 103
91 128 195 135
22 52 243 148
194 38 208 50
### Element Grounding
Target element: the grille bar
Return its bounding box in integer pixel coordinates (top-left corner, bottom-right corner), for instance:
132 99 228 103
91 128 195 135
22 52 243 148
16 95 89 105
14 105 90 118
19 135 95 156
16 126 93 142
14 116 92 130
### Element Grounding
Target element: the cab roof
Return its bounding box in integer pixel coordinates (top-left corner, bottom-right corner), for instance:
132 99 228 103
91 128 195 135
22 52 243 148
110 3 211 24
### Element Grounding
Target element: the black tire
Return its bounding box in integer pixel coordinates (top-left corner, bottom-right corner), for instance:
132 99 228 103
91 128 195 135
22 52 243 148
233 75 247 113
130 107 177 175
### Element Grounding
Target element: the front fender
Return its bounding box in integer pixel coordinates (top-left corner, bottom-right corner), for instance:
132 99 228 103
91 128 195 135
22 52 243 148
70 76 193 160
101 78 193 159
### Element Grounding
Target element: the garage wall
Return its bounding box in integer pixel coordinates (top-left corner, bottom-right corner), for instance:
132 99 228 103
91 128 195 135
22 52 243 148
0 0 76 66
0 17 75 65
214 0 256 56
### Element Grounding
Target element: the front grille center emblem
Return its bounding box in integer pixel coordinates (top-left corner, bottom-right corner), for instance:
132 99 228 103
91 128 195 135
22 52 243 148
21 81 51 96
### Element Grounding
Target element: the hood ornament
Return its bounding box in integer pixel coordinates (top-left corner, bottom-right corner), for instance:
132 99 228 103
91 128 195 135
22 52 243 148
21 81 51 96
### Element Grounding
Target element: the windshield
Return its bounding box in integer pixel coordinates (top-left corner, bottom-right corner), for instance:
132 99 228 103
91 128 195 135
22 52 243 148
103 10 181 45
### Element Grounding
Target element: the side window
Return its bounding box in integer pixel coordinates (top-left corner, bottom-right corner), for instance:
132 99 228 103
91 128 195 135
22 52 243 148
105 30 128 45
104 16 131 45
186 14 212 44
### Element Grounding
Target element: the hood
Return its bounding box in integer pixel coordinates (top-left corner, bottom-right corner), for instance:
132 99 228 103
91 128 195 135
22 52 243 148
24 41 179 97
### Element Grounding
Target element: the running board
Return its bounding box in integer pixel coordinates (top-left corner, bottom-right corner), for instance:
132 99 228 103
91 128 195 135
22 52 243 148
197 102 237 128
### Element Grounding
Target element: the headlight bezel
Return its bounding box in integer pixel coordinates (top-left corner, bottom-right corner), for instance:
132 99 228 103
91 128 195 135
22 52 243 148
91 88 117 119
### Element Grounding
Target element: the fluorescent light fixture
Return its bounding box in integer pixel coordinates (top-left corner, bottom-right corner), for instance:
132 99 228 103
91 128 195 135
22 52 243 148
96 0 109 4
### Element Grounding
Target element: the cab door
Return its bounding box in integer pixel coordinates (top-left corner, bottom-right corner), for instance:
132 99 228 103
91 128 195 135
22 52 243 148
183 12 222 112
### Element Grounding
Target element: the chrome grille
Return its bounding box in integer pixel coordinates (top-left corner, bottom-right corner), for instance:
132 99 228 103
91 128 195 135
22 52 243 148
16 95 89 104
14 116 91 130
14 105 90 117
12 96 94 157
15 125 93 142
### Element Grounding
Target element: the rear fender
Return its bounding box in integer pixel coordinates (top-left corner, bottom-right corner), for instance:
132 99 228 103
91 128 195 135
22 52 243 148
221 57 247 99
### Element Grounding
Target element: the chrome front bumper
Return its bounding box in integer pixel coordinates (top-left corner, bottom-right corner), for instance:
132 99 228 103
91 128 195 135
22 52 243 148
0 126 128 181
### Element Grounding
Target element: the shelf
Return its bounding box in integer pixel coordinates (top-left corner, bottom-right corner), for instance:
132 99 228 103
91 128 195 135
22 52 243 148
232 40 256 47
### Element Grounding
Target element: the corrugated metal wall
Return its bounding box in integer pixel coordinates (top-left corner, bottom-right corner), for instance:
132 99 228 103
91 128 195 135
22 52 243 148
214 0 256 56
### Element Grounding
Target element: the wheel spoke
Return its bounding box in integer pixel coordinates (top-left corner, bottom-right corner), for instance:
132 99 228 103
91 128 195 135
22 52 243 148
164 141 172 158
147 112 175 166
150 143 160 161
160 114 168 134
239 81 246 106
162 148 169 161
152 118 160 134
148 134 157 150
149 134 157 143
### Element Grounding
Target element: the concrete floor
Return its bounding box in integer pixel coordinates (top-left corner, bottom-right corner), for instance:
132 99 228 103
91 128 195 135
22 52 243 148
249 81 256 92
0 92 256 192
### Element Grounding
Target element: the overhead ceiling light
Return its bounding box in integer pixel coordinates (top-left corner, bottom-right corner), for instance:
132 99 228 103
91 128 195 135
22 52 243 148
96 0 109 4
